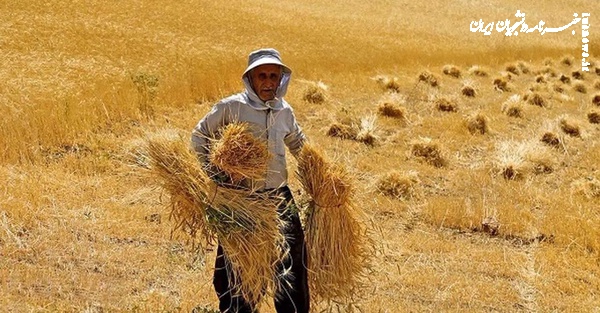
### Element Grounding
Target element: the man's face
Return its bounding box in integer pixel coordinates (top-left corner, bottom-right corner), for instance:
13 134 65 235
250 64 282 101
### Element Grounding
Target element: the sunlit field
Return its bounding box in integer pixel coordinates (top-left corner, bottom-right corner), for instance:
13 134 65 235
2 0 600 312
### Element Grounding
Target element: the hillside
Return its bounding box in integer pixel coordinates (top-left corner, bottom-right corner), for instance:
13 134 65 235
1 1 600 312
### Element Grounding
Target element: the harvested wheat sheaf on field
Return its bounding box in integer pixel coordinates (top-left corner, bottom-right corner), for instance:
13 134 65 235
571 177 600 198
297 143 368 302
465 112 489 135
302 81 329 104
145 130 285 306
494 140 555 180
327 121 358 140
327 115 378 146
374 75 401 92
468 65 489 77
589 109 600 124
502 94 524 118
461 79 477 97
378 94 407 120
410 137 448 168
418 70 440 87
377 171 420 200
356 115 378 146
442 64 461 78
433 95 459 112
505 63 520 76
493 77 512 92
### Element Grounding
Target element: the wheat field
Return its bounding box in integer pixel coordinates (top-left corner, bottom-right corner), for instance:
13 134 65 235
1 0 600 312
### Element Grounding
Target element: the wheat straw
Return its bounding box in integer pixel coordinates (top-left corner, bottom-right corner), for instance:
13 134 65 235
209 123 271 184
146 132 286 306
297 143 367 302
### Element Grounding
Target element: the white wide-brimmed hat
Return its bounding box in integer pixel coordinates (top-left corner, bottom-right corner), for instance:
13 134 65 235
242 48 292 77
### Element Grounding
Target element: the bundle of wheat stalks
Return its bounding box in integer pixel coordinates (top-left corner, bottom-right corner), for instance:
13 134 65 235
210 123 271 183
297 143 368 302
145 128 285 306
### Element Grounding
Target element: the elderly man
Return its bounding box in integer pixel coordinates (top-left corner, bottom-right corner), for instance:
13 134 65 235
191 48 309 313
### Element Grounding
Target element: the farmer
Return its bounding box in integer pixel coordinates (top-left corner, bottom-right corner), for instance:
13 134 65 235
191 48 309 313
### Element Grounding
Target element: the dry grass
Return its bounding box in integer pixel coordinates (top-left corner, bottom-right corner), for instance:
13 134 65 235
423 184 537 239
209 123 271 184
541 210 600 272
296 144 367 302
